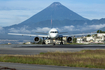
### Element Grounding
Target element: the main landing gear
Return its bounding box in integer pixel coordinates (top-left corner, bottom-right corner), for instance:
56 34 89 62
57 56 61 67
42 37 45 44
60 42 63 45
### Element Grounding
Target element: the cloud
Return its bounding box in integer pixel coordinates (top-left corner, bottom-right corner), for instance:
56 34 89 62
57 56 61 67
61 24 105 32
89 24 105 29
9 26 51 33
9 26 31 33
63 25 75 31
9 28 31 33
8 24 105 34
8 25 77 33
81 24 105 31
32 27 51 33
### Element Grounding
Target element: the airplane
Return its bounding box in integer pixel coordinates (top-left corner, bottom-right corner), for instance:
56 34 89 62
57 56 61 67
8 27 97 45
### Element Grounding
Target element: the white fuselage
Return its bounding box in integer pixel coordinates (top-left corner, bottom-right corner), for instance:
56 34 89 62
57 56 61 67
48 28 59 38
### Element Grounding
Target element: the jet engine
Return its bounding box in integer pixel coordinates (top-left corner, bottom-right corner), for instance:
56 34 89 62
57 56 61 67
67 37 72 42
34 37 40 43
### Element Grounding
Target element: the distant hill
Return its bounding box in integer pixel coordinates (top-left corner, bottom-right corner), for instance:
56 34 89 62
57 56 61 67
99 18 105 30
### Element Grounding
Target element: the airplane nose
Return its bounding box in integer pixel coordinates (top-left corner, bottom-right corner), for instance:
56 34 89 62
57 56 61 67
51 34 58 38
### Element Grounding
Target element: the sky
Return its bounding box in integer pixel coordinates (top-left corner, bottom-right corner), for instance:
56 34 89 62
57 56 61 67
0 0 105 27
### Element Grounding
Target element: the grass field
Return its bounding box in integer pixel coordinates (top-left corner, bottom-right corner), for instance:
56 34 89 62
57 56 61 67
0 50 105 69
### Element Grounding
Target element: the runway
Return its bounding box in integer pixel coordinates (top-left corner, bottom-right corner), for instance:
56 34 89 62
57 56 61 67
0 44 105 70
0 44 105 55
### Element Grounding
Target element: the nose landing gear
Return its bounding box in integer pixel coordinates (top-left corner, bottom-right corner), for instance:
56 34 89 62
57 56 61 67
53 43 55 45
60 37 63 45
60 42 63 45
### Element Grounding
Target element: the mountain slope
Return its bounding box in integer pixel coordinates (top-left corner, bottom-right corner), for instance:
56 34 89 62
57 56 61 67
22 2 87 24
6 2 88 28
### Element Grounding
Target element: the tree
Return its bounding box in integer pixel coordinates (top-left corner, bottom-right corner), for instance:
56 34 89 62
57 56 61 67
92 34 97 38
97 30 100 33
73 38 77 43
97 30 105 33
87 35 91 37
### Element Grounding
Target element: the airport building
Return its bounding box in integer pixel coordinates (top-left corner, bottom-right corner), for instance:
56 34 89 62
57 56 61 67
77 33 105 44
25 42 32 44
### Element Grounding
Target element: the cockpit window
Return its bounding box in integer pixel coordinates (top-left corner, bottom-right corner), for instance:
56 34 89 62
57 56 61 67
55 31 58 33
50 31 58 33
50 31 54 33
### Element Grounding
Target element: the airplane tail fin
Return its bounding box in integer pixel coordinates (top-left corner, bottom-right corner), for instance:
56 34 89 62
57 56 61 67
51 19 53 28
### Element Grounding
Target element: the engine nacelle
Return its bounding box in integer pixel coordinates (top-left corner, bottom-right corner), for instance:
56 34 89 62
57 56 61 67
34 37 40 43
67 37 72 42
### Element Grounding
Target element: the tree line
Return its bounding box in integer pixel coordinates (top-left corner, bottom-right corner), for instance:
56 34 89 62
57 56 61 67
97 30 105 33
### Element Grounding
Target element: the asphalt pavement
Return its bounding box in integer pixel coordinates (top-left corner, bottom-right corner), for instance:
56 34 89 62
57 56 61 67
0 44 105 55
0 62 105 70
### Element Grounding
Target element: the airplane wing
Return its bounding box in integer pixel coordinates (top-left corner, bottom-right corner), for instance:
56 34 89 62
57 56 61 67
59 32 68 34
61 33 98 37
8 33 48 37
35 32 48 34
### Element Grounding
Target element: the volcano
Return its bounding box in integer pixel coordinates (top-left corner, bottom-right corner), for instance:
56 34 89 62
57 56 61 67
5 2 88 28
21 2 88 25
